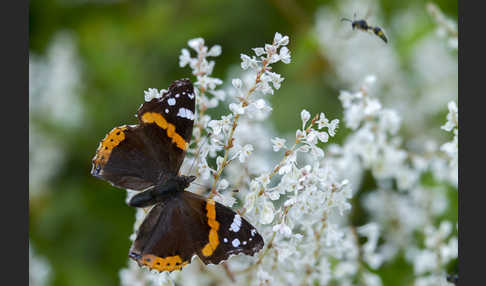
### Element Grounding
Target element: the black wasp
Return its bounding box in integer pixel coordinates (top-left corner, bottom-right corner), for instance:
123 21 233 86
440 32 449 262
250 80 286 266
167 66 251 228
341 13 388 43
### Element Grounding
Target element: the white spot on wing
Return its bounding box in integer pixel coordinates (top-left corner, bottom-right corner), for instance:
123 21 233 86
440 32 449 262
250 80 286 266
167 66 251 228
229 214 242 232
243 241 247 245
175 93 180 98
165 109 169 114
251 229 256 237
177 108 194 120
187 93 195 99
232 239 240 247
224 238 228 243
168 98 176 106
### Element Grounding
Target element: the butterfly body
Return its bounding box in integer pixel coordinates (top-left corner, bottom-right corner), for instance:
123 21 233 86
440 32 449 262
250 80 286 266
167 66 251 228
91 79 264 272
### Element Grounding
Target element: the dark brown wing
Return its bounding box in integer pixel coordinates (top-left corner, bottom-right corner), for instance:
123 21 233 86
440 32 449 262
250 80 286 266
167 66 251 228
194 193 265 264
129 193 208 272
129 191 264 272
91 79 195 190
91 125 160 190
137 78 195 176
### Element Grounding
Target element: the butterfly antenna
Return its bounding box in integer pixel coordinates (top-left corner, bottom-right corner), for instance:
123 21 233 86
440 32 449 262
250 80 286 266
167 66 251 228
341 17 353 23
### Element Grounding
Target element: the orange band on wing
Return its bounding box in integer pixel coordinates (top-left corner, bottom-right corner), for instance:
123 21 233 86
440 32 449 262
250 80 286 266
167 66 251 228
93 126 128 166
202 199 220 257
139 254 189 272
141 112 187 150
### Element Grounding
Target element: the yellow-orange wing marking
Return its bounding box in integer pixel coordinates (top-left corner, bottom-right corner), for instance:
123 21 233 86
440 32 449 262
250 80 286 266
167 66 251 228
93 126 128 166
141 112 187 151
139 254 189 272
201 199 220 257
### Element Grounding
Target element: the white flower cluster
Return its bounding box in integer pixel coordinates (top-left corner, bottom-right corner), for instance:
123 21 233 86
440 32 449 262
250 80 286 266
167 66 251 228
440 101 458 175
330 77 457 285
119 31 457 286
336 75 409 185
406 221 458 286
179 37 225 109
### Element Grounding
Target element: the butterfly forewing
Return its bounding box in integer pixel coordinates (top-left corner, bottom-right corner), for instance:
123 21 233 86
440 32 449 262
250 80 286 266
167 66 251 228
137 79 196 176
91 79 196 189
91 125 160 190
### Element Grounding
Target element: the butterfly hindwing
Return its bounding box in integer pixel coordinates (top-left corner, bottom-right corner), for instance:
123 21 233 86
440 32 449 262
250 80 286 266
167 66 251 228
129 193 209 272
129 191 264 272
195 194 265 264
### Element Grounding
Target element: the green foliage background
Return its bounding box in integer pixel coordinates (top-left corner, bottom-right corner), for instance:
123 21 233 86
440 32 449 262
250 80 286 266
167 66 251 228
29 0 457 285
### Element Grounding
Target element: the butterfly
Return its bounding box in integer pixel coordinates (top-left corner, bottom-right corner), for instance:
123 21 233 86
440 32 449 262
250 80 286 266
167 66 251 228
91 79 264 272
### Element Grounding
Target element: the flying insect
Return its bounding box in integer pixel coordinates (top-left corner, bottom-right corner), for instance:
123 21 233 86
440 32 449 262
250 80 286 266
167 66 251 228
341 13 388 43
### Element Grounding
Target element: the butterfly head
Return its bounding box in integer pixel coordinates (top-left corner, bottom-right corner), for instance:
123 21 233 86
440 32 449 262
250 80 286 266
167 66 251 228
179 175 197 188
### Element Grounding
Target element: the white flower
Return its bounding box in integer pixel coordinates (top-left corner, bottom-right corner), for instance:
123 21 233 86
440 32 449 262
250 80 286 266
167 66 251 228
317 131 329 143
279 46 291 64
364 98 382 115
255 80 274 95
441 101 458 132
316 112 329 129
197 161 211 180
265 71 284 89
208 120 222 135
296 129 305 140
208 114 233 136
229 102 245 115
310 145 325 158
178 48 191 68
253 47 265 56
244 191 258 212
213 191 236 208
232 78 242 89
274 32 289 46
362 272 383 286
240 54 258 70
301 109 311 129
239 144 254 163
207 45 222 57
413 249 437 274
218 178 229 190
271 137 287 152
264 43 277 56
188 37 204 51
143 88 160 102
363 74 377 87
260 199 275 224
257 268 274 284
216 156 224 170
328 120 339 137
273 222 292 237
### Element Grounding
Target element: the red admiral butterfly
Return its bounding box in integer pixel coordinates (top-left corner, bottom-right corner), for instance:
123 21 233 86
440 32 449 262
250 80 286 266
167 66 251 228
91 79 264 272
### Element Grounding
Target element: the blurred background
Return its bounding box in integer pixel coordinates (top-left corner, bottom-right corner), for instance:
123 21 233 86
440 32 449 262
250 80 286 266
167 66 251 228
29 0 457 285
